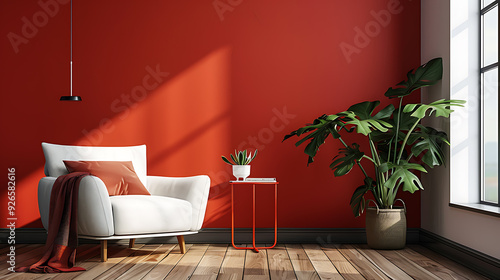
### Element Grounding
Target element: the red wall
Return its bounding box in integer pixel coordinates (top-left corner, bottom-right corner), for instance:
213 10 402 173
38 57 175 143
0 0 421 229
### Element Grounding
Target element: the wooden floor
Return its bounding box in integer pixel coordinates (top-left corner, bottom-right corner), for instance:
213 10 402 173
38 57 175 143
0 243 490 279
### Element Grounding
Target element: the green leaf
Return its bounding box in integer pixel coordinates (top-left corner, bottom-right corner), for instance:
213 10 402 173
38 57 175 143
408 126 449 167
384 58 443 98
378 162 390 173
346 101 380 120
384 162 427 193
230 154 238 165
350 177 374 217
224 149 258 165
341 101 393 136
371 108 419 143
329 143 364 176
405 99 466 119
284 114 344 165
249 149 258 163
373 104 396 119
283 115 340 142
237 151 244 165
221 156 233 165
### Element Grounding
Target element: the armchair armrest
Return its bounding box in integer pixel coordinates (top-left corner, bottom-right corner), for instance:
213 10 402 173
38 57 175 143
38 176 114 237
147 175 210 231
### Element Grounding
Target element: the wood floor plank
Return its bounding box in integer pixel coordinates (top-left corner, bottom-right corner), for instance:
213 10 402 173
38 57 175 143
353 245 412 280
0 245 96 280
0 272 41 280
267 244 296 280
0 245 80 279
70 244 146 280
0 245 27 259
408 245 489 280
376 249 441 280
164 244 209 280
96 244 163 280
243 245 270 280
302 244 342 280
217 245 246 280
0 245 45 273
142 244 193 280
4 243 491 280
336 245 389 280
321 245 364 280
397 247 471 280
286 244 320 280
115 244 176 280
190 244 227 280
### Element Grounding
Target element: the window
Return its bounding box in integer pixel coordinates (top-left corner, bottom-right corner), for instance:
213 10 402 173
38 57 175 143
481 0 499 205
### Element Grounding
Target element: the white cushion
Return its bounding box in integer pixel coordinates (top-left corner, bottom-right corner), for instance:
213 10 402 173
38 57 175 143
41 142 147 187
109 195 192 235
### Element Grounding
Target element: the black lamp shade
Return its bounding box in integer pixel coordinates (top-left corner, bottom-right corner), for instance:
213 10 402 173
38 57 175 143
60 96 82 101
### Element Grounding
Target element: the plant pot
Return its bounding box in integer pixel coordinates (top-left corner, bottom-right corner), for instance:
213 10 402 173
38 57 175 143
365 204 406 250
232 165 250 181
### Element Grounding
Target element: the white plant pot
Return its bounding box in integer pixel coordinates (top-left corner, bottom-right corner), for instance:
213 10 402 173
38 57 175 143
232 165 251 181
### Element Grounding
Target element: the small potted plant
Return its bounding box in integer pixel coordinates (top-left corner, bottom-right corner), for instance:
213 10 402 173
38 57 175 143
283 58 465 249
222 149 258 181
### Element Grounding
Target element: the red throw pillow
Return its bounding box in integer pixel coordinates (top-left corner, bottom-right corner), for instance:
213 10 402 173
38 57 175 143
63 161 151 196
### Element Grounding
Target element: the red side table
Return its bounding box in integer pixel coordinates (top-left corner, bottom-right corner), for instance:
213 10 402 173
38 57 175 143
230 180 278 252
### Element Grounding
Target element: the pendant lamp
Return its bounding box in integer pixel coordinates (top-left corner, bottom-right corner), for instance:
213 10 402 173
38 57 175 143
60 0 82 101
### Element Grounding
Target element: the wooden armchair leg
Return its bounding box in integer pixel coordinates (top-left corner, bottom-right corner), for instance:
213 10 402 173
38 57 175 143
129 238 135 248
101 240 108 262
177 235 186 254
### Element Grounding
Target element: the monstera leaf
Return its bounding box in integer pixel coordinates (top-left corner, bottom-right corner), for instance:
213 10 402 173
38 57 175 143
381 161 427 193
408 126 449 167
371 108 419 144
283 114 344 165
329 143 364 176
340 101 394 136
350 177 375 217
384 58 443 98
404 99 466 119
284 115 337 141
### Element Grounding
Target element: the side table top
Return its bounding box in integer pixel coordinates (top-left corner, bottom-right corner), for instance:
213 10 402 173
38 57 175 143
230 180 278 184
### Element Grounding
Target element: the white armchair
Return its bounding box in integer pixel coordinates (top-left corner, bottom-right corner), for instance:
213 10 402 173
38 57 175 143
38 143 210 261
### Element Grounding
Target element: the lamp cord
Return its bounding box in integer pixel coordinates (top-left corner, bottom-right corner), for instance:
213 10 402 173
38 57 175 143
70 0 73 96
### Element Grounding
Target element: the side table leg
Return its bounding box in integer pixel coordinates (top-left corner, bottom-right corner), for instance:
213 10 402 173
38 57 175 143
231 184 237 249
272 183 278 248
252 183 259 252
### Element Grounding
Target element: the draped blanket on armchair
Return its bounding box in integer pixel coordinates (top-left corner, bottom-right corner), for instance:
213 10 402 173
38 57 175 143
17 172 89 273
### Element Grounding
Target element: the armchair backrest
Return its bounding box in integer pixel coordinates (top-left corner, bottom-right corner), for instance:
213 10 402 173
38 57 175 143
41 142 148 187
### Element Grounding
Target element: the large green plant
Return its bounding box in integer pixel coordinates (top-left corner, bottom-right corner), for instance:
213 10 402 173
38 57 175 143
283 58 465 216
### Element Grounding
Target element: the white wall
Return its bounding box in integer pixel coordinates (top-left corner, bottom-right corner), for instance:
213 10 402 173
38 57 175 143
421 0 500 259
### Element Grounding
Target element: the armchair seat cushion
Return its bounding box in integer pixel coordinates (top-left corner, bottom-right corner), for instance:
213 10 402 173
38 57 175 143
109 195 192 235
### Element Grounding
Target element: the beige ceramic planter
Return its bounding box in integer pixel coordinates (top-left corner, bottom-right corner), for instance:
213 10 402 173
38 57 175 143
365 201 406 249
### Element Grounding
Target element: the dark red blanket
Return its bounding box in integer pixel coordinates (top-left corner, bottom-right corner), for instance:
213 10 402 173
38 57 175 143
17 172 90 273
